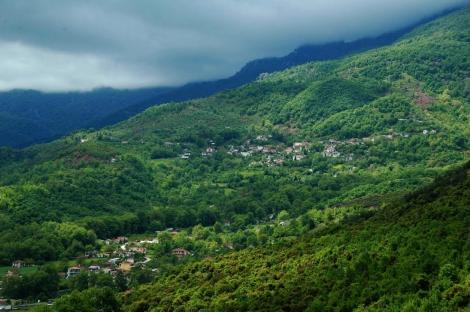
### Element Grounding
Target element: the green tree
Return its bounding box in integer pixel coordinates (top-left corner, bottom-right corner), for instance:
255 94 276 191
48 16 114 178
53 287 121 312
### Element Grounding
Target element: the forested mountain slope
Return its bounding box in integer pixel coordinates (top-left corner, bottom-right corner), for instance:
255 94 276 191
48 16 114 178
93 9 452 129
123 160 470 311
0 87 172 148
0 9 468 266
0 8 458 149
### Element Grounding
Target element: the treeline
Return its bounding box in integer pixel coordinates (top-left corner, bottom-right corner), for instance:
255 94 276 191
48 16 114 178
0 222 96 265
0 153 155 225
1 267 129 303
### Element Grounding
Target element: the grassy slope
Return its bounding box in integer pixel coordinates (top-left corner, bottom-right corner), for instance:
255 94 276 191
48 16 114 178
124 161 470 311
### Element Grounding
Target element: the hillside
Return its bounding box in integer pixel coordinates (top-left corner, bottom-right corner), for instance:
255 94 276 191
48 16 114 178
0 8 468 268
92 12 439 128
0 88 172 148
0 9 456 148
122 161 470 311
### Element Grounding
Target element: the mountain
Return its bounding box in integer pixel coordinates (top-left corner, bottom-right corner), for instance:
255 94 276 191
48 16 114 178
0 87 172 148
0 8 460 148
123 160 470 311
0 7 467 311
93 8 459 128
0 8 468 270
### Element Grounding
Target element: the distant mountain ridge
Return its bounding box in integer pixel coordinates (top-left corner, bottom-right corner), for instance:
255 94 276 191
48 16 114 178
0 6 462 148
93 7 461 129
0 87 171 148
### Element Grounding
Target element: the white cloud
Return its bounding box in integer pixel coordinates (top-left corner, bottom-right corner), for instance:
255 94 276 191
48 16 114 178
0 0 466 91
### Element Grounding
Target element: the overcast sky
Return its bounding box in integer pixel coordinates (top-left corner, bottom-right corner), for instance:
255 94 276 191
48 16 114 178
0 0 466 92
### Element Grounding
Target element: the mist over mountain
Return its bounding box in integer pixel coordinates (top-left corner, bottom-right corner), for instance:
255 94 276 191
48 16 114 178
0 7 461 148
93 8 456 127
0 0 466 92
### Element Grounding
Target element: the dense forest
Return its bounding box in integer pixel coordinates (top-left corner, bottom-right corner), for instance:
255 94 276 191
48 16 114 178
122 161 470 311
0 8 469 311
0 88 171 148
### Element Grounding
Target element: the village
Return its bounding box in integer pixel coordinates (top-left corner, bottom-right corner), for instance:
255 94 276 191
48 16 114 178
64 233 192 278
0 209 321 310
1 231 193 285
1 129 435 284
77 120 440 169
175 135 313 165
171 125 438 168
2 200 331 289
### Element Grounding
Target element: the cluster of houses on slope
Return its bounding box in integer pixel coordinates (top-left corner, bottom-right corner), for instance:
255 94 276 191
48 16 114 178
65 235 191 278
322 142 341 158
227 139 311 165
180 147 217 159
320 127 438 161
163 128 440 165
64 261 144 279
104 236 130 245
169 135 313 164
165 127 438 165
178 140 217 159
6 234 193 283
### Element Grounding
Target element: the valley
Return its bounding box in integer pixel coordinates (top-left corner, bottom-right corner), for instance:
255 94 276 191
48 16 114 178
0 7 468 312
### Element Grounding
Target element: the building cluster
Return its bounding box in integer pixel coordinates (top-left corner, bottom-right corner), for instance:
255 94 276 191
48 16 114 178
161 128 438 165
321 139 350 158
422 129 437 135
180 151 191 159
104 236 129 245
170 134 314 165
63 235 191 278
201 147 216 157
163 130 438 165
227 138 311 165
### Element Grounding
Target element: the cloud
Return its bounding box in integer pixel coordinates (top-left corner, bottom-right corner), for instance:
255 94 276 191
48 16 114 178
0 0 466 92
0 41 159 91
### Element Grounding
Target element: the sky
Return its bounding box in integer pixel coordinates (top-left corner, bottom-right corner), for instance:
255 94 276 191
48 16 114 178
0 0 467 92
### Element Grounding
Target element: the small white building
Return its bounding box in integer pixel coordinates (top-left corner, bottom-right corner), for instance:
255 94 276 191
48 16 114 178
66 266 81 279
12 260 24 269
89 265 101 272
108 258 121 265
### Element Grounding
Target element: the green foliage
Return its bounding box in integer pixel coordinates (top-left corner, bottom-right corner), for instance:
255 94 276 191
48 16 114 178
52 287 120 312
0 8 467 297
0 222 97 264
0 266 59 300
276 77 388 125
124 162 470 311
0 9 466 312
